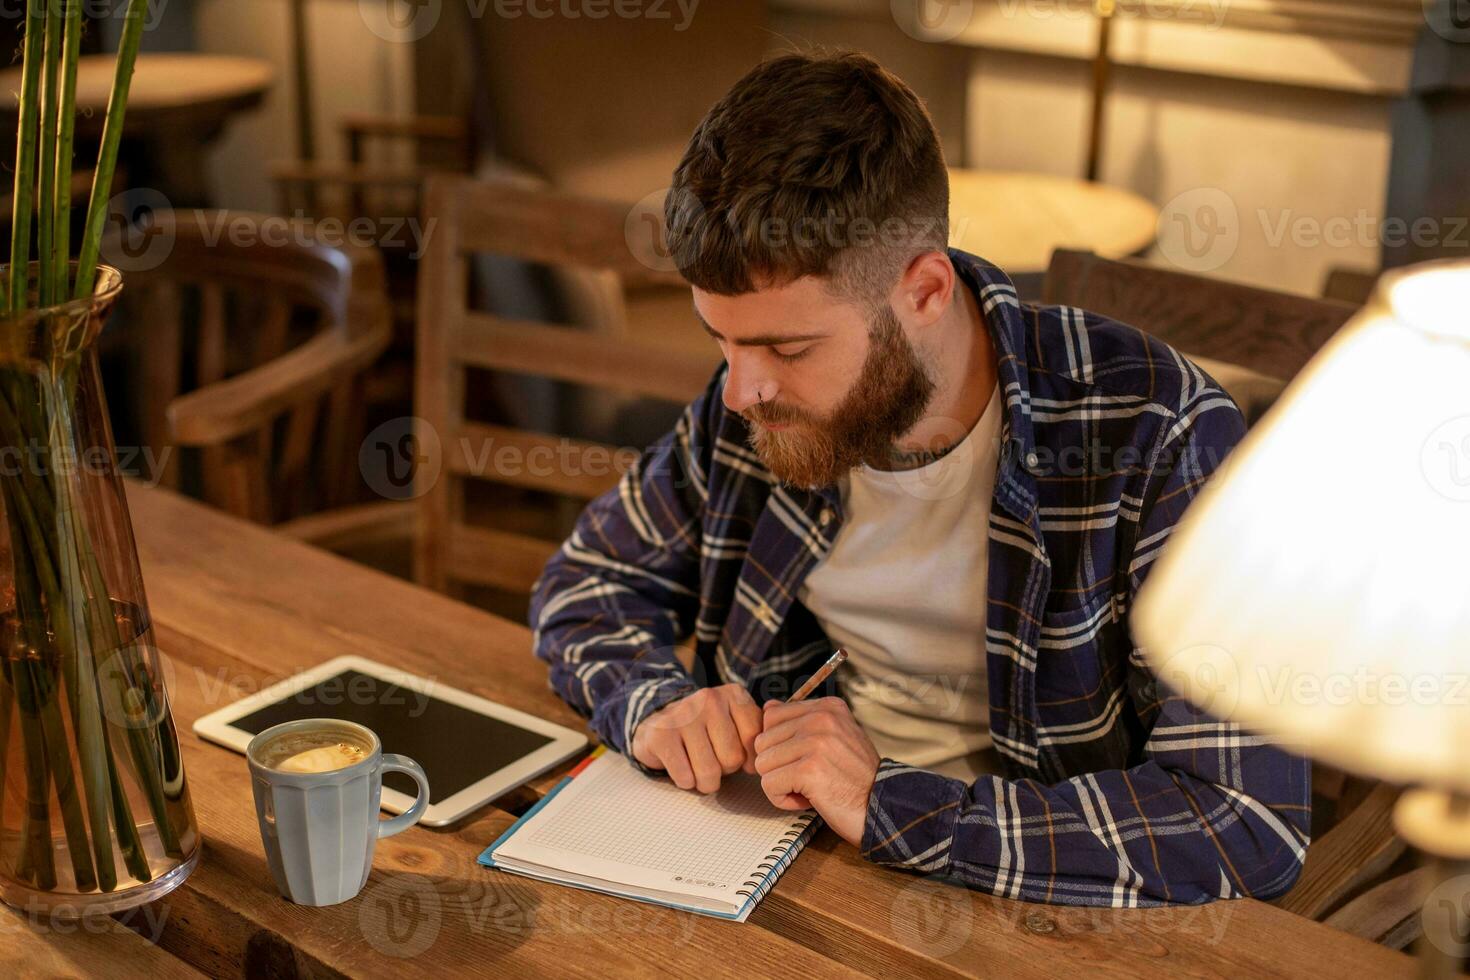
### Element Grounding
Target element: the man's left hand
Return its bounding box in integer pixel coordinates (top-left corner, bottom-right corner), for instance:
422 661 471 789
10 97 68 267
753 696 880 846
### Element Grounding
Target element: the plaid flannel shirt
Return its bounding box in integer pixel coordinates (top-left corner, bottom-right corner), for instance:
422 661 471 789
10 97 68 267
531 249 1310 907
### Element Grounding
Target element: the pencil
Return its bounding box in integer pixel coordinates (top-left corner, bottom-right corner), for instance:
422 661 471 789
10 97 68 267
787 648 848 703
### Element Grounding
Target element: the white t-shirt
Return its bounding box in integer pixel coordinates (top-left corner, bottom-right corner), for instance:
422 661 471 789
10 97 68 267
798 383 1004 782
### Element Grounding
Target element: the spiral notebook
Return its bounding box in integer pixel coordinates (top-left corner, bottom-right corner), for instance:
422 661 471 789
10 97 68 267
477 748 820 921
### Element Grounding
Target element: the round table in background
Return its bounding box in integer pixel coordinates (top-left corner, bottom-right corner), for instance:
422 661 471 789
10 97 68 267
947 168 1160 274
0 53 275 206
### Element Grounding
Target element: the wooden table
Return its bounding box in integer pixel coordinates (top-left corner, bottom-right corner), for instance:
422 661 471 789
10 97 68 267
0 54 274 206
62 483 1412 977
947 169 1159 273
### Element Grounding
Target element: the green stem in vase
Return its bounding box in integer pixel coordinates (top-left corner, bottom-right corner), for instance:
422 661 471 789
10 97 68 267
6 657 54 888
73 0 147 299
36 0 61 309
39 370 181 859
9 0 46 311
28 656 97 891
0 458 108 889
0 376 127 887
52 0 83 303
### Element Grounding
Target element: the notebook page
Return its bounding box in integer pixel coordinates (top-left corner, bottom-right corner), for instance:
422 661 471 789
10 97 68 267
493 751 811 910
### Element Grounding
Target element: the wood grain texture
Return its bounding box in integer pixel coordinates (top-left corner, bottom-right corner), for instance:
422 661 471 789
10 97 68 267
413 175 710 597
116 481 1415 979
122 486 860 976
0 906 203 979
117 210 392 529
1324 867 1431 949
1041 249 1359 383
1275 783 1407 921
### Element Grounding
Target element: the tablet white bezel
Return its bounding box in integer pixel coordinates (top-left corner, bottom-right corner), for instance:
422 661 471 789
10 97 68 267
192 654 589 827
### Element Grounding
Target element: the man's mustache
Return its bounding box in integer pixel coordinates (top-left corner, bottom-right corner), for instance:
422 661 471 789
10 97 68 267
744 401 815 428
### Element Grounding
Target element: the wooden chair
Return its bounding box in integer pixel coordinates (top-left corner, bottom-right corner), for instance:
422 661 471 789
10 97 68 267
413 174 715 599
1041 249 1359 417
270 114 476 416
1041 249 1425 946
107 210 392 532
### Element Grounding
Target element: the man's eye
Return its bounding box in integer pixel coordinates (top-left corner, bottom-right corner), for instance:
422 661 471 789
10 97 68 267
771 345 813 363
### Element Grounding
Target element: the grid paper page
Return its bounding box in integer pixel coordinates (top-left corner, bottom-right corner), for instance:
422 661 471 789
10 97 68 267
508 751 808 893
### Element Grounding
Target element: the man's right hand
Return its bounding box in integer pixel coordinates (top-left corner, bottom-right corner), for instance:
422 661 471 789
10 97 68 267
630 684 763 794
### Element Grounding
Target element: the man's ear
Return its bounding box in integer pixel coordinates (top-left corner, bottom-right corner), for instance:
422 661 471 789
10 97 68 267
892 250 955 328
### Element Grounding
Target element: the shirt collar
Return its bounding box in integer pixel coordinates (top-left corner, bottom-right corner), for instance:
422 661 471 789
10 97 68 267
946 249 1042 525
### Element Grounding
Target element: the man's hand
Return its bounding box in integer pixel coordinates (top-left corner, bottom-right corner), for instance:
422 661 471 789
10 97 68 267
754 697 880 846
631 684 763 793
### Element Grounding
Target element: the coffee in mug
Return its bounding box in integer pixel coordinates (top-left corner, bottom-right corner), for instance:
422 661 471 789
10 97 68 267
247 719 430 906
258 730 370 774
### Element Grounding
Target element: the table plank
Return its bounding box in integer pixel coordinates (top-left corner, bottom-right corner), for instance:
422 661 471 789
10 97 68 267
148 630 863 978
127 483 1415 978
1 906 203 979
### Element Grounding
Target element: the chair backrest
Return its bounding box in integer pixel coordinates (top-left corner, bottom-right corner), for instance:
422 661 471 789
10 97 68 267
109 209 390 523
413 175 714 597
1041 249 1359 383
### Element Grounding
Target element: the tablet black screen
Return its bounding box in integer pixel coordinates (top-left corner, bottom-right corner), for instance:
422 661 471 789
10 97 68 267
231 669 555 800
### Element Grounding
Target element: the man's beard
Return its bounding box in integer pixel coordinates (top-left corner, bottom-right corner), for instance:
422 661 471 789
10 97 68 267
743 305 936 489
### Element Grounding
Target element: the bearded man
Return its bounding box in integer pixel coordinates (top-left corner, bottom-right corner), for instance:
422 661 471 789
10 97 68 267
530 51 1309 907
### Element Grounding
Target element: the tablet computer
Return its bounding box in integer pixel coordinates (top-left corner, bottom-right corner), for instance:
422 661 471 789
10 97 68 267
193 655 588 827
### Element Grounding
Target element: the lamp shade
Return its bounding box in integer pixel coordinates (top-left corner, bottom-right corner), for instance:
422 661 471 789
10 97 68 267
1132 259 1470 793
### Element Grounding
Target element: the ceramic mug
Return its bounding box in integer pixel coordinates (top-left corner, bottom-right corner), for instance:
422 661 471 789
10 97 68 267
247 718 430 906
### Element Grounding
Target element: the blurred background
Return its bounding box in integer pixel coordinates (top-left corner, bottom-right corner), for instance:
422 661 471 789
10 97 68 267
23 0 1465 623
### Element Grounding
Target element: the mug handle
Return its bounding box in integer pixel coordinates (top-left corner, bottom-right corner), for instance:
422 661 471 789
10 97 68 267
376 754 431 838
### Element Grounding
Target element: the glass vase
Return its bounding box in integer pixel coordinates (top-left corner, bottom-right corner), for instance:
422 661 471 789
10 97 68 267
0 263 199 915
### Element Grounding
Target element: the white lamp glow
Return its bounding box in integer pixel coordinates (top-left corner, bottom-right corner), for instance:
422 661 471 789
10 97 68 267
1131 259 1470 972
1132 260 1470 791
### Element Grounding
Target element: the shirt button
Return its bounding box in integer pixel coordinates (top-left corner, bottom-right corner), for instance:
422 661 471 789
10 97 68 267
818 508 833 528
1024 451 1040 470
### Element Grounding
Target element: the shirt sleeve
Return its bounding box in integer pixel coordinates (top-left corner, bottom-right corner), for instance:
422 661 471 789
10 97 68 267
529 371 725 766
858 383 1313 906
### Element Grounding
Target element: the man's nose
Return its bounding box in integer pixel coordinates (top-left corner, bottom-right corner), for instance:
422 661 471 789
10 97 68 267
722 351 773 415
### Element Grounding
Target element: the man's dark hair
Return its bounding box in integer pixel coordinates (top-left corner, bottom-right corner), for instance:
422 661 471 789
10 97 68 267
665 51 949 306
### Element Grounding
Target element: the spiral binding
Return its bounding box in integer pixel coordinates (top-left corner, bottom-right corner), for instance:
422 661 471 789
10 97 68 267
733 812 820 900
